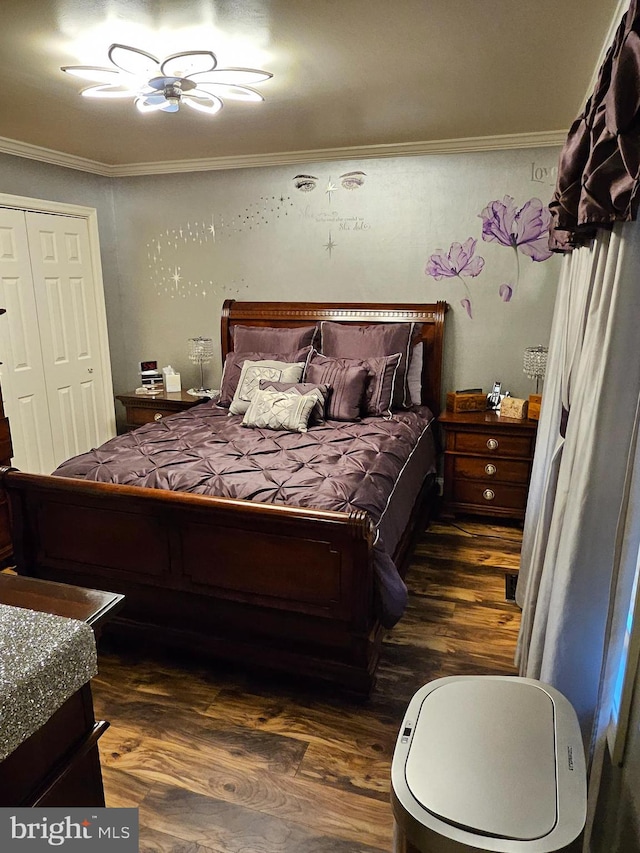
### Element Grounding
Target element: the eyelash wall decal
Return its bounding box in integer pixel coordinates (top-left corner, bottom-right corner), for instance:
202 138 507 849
340 171 367 190
293 174 319 192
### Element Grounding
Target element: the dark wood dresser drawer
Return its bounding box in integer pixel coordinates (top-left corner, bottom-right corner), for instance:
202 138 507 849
452 479 529 514
451 430 533 458
0 416 12 461
453 456 531 484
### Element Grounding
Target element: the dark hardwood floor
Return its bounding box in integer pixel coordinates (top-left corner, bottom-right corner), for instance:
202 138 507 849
92 519 523 853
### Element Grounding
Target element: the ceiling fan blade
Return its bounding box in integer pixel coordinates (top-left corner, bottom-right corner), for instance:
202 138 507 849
189 68 272 86
61 66 121 84
182 93 223 115
143 93 167 105
194 83 264 102
161 102 180 113
161 51 217 78
108 44 159 77
81 84 140 99
135 98 168 113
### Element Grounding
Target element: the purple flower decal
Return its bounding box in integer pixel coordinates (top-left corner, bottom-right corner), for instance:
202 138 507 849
479 196 552 300
426 238 485 280
480 196 553 262
425 238 484 319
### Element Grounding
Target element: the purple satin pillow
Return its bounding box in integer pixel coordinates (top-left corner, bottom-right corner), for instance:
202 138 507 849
219 347 312 407
233 324 318 353
307 352 401 418
259 380 330 424
305 358 369 422
320 321 419 409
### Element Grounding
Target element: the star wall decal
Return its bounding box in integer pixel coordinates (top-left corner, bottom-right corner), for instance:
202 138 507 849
325 179 338 203
324 232 336 257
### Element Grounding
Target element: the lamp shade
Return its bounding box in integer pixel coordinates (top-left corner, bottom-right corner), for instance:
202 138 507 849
523 346 548 394
187 336 214 396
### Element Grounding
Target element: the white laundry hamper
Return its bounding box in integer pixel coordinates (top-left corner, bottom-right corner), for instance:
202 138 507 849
391 676 586 853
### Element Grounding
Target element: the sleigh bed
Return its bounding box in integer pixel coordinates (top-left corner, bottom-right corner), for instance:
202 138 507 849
2 300 447 695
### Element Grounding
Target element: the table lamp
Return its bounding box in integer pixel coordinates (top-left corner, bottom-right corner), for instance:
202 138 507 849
187 336 214 397
523 345 548 420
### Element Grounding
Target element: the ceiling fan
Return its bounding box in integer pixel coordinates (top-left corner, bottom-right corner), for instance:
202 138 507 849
61 44 272 115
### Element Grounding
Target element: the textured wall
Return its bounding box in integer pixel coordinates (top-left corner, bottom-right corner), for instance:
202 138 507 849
112 147 562 401
0 145 562 407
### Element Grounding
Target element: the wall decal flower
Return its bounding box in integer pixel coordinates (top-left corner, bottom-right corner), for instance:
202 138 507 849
425 237 484 318
479 196 552 299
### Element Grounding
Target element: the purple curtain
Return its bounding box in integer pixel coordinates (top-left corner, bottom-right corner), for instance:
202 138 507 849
549 1 640 251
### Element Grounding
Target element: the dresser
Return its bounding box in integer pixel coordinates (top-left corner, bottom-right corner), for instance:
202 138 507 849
116 389 205 431
0 574 124 806
438 410 538 521
0 308 14 564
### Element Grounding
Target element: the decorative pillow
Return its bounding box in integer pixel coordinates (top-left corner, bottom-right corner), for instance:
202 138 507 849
407 341 423 406
233 324 318 353
229 359 306 415
242 389 317 433
320 321 418 408
219 347 311 407
259 380 330 424
305 356 369 422
307 352 400 418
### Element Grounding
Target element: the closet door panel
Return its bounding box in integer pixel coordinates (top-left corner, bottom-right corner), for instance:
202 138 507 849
26 212 107 467
0 208 56 473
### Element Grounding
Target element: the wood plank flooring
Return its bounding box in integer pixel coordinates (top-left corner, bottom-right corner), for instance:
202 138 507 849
92 519 523 853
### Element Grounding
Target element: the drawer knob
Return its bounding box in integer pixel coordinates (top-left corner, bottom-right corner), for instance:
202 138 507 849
153 412 164 421
486 438 499 451
483 489 495 501
485 463 497 476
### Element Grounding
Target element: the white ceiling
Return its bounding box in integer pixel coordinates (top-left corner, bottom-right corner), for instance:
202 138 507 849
0 0 623 175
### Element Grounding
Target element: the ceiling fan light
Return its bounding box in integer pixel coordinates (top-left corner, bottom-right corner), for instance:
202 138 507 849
135 97 168 113
191 68 273 86
161 50 217 78
196 83 264 102
61 66 121 84
108 43 159 77
81 84 139 99
183 94 223 115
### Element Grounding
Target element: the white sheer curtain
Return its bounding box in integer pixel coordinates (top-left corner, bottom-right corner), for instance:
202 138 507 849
515 220 640 751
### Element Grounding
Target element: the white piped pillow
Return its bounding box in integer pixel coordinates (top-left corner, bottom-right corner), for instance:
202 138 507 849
228 359 305 415
242 389 317 433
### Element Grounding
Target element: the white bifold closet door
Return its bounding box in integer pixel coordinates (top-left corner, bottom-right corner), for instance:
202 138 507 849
0 207 111 474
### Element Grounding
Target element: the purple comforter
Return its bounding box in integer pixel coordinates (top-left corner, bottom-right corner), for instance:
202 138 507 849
54 401 436 626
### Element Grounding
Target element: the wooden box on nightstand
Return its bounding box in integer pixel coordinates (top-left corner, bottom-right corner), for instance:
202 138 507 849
438 410 538 521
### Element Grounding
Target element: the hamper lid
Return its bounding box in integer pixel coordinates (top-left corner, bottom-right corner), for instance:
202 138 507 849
405 679 558 841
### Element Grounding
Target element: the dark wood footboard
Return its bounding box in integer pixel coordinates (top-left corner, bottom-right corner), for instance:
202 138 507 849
1 467 382 694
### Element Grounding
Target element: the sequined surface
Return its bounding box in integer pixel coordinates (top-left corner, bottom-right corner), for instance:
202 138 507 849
0 603 97 761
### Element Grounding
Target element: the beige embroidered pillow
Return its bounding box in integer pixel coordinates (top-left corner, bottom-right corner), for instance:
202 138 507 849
228 359 305 415
242 389 317 433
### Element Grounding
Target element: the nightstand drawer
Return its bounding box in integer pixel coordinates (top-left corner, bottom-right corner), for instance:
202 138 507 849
126 405 174 426
452 480 529 513
453 456 531 484
451 431 533 458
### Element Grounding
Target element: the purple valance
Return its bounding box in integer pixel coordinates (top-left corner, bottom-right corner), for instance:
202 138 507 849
549 1 640 251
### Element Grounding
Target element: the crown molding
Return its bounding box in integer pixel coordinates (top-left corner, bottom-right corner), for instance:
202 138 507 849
0 129 567 178
0 136 113 176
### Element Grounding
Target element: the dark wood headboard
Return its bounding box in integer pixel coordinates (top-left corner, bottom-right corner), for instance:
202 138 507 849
221 300 448 415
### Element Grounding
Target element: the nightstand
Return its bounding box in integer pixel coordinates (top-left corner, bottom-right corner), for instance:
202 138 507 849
115 389 206 431
438 410 538 521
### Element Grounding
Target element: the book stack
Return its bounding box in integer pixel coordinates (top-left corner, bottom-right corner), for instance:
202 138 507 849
139 360 163 394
